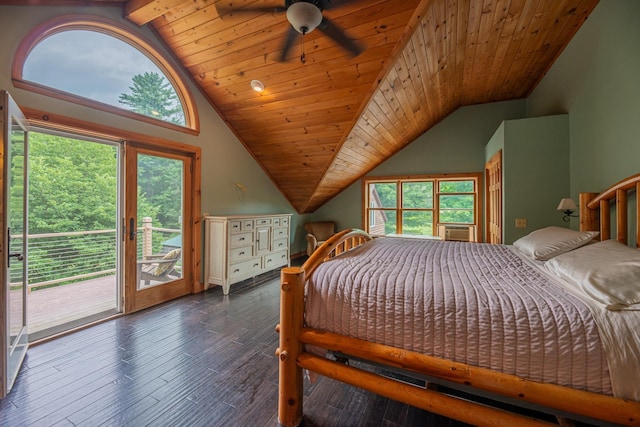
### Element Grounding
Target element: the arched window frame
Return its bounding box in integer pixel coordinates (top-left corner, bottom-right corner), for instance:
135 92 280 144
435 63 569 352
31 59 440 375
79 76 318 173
12 14 199 135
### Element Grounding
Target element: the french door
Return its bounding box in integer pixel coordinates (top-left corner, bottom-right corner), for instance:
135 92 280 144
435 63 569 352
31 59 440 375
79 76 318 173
1 90 28 398
124 145 194 313
1 90 199 395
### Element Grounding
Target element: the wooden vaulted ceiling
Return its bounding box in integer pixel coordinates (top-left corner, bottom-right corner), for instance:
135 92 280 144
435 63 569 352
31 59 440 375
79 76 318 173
29 0 602 213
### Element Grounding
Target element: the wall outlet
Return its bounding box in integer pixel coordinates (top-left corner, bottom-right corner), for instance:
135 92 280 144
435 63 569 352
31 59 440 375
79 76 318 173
515 218 527 228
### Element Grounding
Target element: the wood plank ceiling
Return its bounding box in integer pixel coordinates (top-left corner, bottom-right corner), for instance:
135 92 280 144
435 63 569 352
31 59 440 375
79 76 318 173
32 0 603 213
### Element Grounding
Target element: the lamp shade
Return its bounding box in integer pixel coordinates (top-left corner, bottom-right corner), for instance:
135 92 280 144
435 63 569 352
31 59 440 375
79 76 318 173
286 1 323 34
557 198 577 211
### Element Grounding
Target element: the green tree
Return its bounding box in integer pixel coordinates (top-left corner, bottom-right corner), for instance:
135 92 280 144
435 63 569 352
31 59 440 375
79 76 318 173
137 154 182 230
118 71 184 125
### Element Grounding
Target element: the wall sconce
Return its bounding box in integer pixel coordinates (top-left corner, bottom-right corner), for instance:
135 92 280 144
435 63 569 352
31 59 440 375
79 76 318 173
557 198 578 222
250 79 264 93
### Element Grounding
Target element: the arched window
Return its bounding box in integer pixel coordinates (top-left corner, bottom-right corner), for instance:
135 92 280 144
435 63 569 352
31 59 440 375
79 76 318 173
12 15 198 134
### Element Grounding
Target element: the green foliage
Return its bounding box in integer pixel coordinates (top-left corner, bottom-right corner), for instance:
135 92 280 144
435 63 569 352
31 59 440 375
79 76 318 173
29 133 118 233
118 71 185 125
402 181 433 208
371 182 396 208
137 154 182 229
439 180 474 193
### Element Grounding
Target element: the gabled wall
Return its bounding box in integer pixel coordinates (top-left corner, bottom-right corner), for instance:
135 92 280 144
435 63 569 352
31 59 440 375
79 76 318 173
314 100 527 231
0 5 311 254
319 0 638 240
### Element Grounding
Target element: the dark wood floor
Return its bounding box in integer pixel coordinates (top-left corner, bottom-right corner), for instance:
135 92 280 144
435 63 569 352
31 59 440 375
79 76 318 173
1 269 471 427
1 268 594 427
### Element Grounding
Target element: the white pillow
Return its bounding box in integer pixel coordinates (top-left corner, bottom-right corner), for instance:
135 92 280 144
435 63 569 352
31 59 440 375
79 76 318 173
513 226 599 261
545 239 640 310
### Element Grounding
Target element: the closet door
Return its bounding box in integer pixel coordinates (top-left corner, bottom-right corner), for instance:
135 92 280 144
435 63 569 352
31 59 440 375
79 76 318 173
485 150 502 244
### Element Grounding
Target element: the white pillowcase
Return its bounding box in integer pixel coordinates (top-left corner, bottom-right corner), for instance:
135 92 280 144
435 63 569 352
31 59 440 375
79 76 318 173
513 226 599 261
545 239 640 310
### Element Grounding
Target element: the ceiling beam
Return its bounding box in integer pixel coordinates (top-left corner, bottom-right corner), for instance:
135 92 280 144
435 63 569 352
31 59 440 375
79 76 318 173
125 0 191 25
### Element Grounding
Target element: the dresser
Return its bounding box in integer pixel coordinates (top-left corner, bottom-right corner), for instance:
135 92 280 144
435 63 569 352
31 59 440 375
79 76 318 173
204 214 292 294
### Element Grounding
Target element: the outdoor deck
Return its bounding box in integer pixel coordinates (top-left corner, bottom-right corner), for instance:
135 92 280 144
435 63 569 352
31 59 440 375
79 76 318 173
28 275 119 337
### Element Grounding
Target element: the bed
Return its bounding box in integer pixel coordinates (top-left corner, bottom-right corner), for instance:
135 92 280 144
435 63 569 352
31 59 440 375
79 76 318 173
276 173 640 427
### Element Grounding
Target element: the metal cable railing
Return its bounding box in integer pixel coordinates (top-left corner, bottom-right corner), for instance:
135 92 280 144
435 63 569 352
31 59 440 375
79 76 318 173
10 224 181 291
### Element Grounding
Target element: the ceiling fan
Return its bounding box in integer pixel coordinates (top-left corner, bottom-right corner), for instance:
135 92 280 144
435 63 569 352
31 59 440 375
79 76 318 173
216 0 363 63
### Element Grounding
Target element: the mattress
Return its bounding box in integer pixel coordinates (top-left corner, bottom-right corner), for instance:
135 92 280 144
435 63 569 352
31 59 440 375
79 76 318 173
305 237 614 396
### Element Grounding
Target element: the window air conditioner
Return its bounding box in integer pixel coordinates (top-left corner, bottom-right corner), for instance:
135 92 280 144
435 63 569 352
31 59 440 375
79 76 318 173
437 224 474 242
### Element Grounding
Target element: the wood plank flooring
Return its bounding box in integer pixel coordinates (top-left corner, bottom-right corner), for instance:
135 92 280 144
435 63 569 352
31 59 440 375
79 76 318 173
0 268 594 426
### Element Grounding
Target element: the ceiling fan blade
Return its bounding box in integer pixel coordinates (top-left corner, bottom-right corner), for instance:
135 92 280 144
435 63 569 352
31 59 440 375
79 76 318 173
279 26 299 62
215 4 286 16
317 17 362 57
318 0 360 9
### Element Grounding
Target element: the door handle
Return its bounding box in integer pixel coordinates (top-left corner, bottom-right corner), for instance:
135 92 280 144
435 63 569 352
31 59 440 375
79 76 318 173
7 229 24 266
129 218 136 240
8 251 24 267
9 252 24 261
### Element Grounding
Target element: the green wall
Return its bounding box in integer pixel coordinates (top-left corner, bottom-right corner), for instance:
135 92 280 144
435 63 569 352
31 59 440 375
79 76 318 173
0 5 311 254
527 0 639 242
527 0 640 200
314 100 527 230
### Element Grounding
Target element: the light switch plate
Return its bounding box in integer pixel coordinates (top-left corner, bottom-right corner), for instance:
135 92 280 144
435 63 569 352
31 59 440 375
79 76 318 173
515 218 527 228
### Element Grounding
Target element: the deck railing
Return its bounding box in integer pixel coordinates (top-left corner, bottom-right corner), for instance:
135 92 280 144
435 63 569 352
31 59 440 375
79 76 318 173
10 220 180 292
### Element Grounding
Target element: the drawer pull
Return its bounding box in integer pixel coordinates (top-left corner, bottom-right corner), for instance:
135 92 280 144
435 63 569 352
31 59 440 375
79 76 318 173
239 237 245 241
239 251 245 255
233 269 240 273
253 263 259 268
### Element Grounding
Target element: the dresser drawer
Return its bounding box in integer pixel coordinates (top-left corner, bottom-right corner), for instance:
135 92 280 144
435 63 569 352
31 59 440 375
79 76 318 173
273 227 288 240
229 220 243 233
243 219 254 231
264 251 288 269
272 238 288 252
229 258 261 280
255 218 272 226
229 246 252 262
230 232 252 247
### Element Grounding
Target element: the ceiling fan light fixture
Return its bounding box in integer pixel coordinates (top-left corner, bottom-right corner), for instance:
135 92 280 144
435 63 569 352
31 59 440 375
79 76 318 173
250 79 265 92
286 2 322 34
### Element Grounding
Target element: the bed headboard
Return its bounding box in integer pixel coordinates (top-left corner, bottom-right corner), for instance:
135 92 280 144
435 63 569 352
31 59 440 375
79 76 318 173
579 172 640 247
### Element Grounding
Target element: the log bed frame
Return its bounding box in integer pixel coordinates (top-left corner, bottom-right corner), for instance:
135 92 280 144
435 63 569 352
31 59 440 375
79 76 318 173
277 173 640 427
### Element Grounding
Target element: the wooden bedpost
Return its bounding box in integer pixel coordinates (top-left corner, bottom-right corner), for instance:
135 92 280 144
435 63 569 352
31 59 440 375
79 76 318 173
579 192 599 233
277 266 305 427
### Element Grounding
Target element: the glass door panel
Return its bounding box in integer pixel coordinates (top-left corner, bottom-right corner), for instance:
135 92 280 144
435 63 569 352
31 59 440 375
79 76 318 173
2 90 28 397
136 153 183 289
125 146 192 313
27 132 120 341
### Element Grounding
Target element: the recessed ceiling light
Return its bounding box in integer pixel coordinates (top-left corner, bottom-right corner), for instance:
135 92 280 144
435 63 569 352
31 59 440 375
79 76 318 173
250 79 264 93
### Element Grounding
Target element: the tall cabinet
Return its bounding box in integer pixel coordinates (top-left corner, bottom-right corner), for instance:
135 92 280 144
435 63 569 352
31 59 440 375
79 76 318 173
484 114 569 244
204 214 291 294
